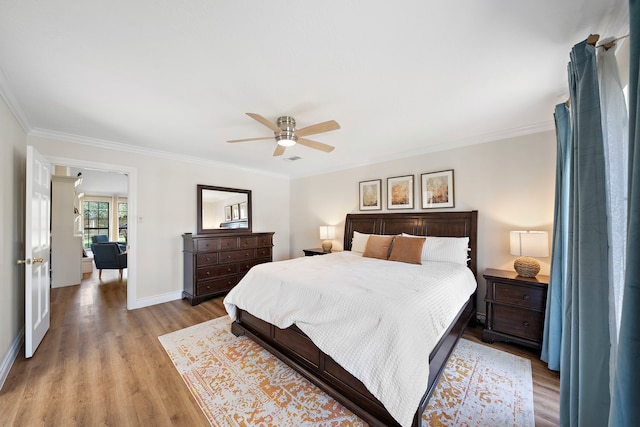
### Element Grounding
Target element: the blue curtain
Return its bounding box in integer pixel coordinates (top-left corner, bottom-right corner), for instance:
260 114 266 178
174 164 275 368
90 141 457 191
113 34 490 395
541 103 570 371
559 39 611 427
610 0 640 424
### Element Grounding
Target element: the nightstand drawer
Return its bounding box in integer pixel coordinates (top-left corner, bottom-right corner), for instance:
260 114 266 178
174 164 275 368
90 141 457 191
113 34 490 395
493 304 544 341
494 282 545 310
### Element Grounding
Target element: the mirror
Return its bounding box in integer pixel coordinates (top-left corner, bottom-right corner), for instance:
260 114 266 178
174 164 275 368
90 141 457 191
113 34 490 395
197 185 252 234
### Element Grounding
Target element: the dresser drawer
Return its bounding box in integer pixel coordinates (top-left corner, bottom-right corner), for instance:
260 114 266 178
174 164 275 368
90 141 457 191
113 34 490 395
196 276 238 295
196 253 218 266
197 264 238 280
257 234 273 247
196 238 219 252
220 237 238 250
239 236 258 249
220 249 254 263
238 259 270 273
492 304 543 341
493 282 545 310
256 247 272 259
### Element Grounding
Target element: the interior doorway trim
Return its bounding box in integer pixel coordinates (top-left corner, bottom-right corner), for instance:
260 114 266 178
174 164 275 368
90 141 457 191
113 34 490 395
45 156 137 310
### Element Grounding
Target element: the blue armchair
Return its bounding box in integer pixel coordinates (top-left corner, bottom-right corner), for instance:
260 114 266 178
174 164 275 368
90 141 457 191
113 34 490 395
92 243 127 280
91 235 126 253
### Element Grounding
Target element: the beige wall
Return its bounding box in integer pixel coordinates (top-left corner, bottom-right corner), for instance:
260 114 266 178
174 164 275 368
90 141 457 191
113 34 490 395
0 94 27 385
28 134 291 305
290 131 556 316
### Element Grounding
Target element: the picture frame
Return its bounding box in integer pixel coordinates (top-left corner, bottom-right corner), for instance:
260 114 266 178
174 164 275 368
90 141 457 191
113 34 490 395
387 175 414 209
232 204 240 220
224 205 232 222
359 179 382 211
239 202 248 219
421 169 455 209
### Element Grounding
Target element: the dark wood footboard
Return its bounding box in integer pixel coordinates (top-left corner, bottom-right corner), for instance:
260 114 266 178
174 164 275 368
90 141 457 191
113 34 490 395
231 294 475 427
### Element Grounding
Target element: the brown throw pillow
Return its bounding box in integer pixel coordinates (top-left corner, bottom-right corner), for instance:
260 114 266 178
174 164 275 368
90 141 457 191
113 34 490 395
362 235 395 260
389 235 426 264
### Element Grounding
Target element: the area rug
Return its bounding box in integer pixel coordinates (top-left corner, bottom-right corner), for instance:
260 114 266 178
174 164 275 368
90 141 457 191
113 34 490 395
159 316 534 427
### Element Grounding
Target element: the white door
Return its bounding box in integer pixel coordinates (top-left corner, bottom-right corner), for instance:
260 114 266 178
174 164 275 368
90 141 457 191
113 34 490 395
22 146 52 358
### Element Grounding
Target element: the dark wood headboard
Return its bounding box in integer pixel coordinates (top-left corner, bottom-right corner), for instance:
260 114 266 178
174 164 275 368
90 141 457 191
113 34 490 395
344 211 478 276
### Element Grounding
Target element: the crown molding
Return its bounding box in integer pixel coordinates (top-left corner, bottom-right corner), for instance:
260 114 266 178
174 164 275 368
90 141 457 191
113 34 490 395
290 120 556 179
0 67 31 133
28 128 289 179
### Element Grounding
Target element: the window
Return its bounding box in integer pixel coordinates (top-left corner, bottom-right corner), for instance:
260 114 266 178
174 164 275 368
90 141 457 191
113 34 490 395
83 201 109 248
118 202 128 243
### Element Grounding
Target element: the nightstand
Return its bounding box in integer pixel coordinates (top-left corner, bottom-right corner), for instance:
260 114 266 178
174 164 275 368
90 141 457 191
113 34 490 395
482 268 549 350
303 248 331 256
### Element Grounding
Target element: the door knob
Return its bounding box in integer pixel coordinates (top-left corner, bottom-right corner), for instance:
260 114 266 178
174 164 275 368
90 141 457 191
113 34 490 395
19 258 44 264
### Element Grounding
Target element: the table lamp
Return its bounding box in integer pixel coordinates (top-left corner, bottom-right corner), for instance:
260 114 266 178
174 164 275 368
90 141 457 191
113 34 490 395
510 230 549 277
319 226 336 252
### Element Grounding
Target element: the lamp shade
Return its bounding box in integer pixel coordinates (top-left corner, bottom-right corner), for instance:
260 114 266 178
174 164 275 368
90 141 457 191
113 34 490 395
510 231 549 257
319 226 336 240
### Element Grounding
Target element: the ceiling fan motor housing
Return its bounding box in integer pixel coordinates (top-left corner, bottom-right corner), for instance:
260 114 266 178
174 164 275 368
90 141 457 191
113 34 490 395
276 116 297 146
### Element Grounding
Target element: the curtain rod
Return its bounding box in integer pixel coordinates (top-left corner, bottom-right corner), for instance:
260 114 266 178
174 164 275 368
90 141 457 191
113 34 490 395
564 32 629 107
587 33 630 50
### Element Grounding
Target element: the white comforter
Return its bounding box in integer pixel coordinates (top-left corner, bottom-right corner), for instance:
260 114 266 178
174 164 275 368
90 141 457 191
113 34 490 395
224 251 477 427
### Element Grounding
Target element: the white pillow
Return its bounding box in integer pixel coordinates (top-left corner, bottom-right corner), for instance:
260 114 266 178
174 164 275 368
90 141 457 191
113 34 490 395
351 231 371 253
401 233 469 265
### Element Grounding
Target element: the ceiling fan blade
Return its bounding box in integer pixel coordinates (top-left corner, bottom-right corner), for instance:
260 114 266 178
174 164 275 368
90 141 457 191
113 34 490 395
273 144 287 156
295 120 340 137
297 138 335 153
246 113 280 132
227 136 274 143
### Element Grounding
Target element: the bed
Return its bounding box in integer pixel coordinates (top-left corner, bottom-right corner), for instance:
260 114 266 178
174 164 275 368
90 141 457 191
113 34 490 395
225 211 478 427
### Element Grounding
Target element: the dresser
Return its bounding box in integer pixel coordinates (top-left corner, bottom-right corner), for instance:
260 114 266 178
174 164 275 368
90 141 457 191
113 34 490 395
182 232 274 305
482 268 549 350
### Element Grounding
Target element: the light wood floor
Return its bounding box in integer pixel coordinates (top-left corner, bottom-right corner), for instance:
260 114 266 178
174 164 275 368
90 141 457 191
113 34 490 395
0 270 559 426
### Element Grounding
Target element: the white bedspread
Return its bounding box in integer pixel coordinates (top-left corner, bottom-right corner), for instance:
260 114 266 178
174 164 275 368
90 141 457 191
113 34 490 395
224 251 477 427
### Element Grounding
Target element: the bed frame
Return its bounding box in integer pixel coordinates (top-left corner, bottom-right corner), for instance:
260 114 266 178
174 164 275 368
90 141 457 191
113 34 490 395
231 211 478 427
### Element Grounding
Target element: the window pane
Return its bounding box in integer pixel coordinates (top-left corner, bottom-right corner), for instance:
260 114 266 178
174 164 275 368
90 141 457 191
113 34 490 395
83 200 111 249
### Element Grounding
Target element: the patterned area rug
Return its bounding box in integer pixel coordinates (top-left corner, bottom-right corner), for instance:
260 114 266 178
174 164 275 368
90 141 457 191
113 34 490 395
159 316 534 427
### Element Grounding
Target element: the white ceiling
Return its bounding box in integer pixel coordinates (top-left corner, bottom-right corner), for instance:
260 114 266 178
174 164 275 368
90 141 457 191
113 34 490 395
0 1 629 178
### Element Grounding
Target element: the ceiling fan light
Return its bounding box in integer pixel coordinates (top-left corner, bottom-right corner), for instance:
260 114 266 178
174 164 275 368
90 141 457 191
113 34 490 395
277 138 296 147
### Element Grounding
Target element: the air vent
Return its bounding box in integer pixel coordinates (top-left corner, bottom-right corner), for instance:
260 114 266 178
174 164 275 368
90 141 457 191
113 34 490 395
283 156 302 162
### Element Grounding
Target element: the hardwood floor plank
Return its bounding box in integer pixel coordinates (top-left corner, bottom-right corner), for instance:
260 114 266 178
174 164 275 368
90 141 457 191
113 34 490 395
0 269 559 426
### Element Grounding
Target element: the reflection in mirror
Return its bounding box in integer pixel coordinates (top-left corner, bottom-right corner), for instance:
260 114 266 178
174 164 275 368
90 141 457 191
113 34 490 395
197 185 252 234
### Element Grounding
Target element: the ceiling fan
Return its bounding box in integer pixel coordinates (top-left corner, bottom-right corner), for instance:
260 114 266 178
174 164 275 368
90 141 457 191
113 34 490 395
227 113 340 156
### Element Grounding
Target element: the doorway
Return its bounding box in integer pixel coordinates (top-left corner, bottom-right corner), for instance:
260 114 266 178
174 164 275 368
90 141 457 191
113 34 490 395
47 156 137 310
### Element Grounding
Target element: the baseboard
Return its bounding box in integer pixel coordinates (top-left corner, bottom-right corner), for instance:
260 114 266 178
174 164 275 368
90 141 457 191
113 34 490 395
128 290 183 310
0 328 24 391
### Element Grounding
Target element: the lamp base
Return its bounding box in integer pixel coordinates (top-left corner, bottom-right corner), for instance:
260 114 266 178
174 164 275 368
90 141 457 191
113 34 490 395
514 256 540 278
321 240 333 253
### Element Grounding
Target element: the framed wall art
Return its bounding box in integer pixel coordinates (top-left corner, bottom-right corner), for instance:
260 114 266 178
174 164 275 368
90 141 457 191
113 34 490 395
224 205 232 222
239 202 248 219
359 179 382 210
387 175 414 209
232 203 240 220
421 169 454 209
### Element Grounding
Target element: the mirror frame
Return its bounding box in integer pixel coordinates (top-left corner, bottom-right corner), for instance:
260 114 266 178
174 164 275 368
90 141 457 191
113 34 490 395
197 184 252 234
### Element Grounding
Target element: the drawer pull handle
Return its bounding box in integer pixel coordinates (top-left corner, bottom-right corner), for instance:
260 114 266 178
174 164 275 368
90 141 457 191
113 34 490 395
206 271 210 275
206 257 211 262
245 253 250 257
227 255 231 259
227 268 232 272
522 321 529 327
523 295 530 300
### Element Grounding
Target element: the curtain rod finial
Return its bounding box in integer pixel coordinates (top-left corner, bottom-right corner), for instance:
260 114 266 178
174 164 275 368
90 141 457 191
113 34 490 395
587 34 600 46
